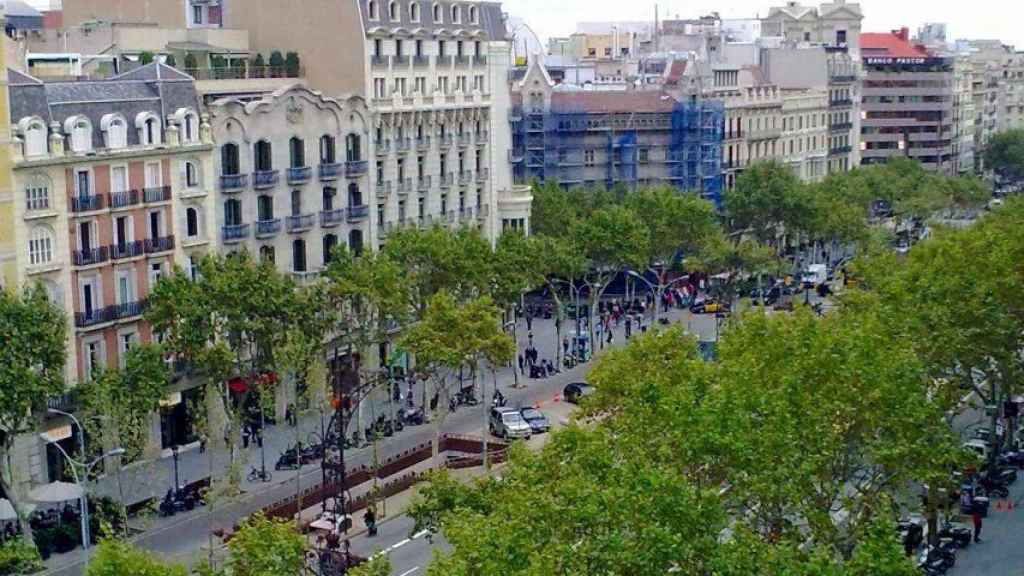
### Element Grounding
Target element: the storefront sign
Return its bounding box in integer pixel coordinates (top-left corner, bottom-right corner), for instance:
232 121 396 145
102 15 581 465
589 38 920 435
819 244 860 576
42 425 72 442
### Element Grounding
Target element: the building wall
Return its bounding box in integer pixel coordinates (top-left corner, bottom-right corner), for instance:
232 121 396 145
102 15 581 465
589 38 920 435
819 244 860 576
63 0 188 28
0 30 14 290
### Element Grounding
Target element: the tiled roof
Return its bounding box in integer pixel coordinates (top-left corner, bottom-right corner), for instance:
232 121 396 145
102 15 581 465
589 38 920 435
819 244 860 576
860 32 931 58
550 91 679 113
664 60 687 85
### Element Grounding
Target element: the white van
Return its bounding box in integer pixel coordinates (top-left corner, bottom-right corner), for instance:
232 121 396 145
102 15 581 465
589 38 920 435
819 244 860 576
801 264 828 287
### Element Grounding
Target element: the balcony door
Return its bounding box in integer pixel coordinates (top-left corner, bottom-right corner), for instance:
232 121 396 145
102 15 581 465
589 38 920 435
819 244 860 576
254 141 273 172
224 199 242 227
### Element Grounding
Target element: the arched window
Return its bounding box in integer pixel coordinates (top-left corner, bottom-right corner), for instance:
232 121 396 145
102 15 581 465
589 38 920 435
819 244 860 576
468 5 477 23
186 207 199 237
410 2 420 21
260 245 276 263
450 4 460 23
289 137 305 168
224 198 242 226
320 135 337 164
28 226 54 266
21 118 47 157
432 3 442 22
348 229 364 256
254 140 273 171
345 134 362 162
368 0 379 19
184 160 200 187
25 175 50 211
323 234 338 264
389 1 398 20
66 116 93 153
323 187 337 210
291 189 303 216
221 143 240 175
348 183 363 207
257 195 275 221
292 239 307 272
136 112 162 146
183 112 198 143
101 113 128 149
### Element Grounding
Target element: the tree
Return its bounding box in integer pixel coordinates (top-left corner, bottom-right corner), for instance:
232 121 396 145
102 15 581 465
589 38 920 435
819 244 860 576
164 53 176 68
222 513 307 576
347 555 392 576
0 285 66 540
251 53 266 78
725 160 806 244
269 50 285 77
284 51 301 78
183 52 198 70
139 51 155 65
0 537 43 575
984 128 1024 183
85 540 186 576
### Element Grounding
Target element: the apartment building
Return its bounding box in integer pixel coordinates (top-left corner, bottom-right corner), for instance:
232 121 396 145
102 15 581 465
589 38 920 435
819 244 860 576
207 85 373 278
860 28 956 173
510 60 725 204
761 0 863 57
5 63 217 487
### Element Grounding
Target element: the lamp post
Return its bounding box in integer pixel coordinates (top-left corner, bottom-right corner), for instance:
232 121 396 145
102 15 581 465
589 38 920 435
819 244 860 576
626 270 692 325
38 434 124 567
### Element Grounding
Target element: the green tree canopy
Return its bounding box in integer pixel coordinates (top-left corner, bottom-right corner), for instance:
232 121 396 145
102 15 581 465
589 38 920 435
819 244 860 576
85 540 186 576
984 128 1024 183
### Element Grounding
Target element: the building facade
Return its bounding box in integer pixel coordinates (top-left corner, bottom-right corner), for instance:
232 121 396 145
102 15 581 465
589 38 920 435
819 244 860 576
5 63 217 489
860 28 956 173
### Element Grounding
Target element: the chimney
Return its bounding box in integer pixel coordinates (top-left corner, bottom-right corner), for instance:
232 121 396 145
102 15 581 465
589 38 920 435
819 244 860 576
894 27 910 42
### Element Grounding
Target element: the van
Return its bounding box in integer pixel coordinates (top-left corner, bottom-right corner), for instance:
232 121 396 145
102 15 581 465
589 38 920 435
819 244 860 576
801 264 828 287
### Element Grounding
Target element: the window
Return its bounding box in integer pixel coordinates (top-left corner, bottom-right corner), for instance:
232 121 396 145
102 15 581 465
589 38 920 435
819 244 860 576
291 189 302 216
410 2 420 21
193 4 203 24
75 169 91 197
450 4 460 23
114 215 131 248
186 208 199 237
457 40 464 57
469 5 477 23
25 176 49 211
28 227 53 266
369 0 379 19
292 239 307 272
439 40 447 57
145 161 162 188
349 229 364 256
110 165 128 194
68 116 92 153
119 331 138 367
258 195 274 220
389 1 398 20
116 271 134 304
224 198 242 226
432 3 441 22
584 149 595 166
290 137 305 168
374 38 383 57
149 261 165 287
184 161 199 187
396 39 404 58
221 143 241 175
138 113 162 146
320 135 337 164
260 245 276 264
22 119 47 157
374 78 387 98
182 112 198 143
348 183 363 207
323 187 336 210
254 140 273 171
346 134 362 162
836 30 847 45
323 234 338 264
84 339 105 381
415 76 427 94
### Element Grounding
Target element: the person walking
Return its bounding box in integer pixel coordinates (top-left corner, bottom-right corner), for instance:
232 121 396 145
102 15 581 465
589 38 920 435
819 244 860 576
518 353 525 375
972 509 983 543
562 336 570 359
625 314 633 340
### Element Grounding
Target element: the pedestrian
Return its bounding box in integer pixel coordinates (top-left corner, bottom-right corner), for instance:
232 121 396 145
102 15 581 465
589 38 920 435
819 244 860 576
625 315 633 339
199 432 207 454
526 313 533 331
528 332 534 348
518 353 525 375
972 509 983 543
365 505 378 537
562 336 569 358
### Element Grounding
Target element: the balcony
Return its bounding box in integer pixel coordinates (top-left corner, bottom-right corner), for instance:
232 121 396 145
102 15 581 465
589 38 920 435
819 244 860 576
143 186 172 203
417 175 431 191
458 171 472 186
144 235 175 254
371 55 389 68
831 74 857 83
829 145 854 156
109 190 140 209
830 122 854 132
397 178 413 194
473 55 487 66
436 55 453 67
439 134 454 147
457 134 471 147
253 170 280 189
110 240 144 260
286 214 316 233
319 163 342 180
75 306 115 328
454 55 470 66
222 224 251 242
375 140 391 156
287 166 313 185
347 205 369 222
71 194 105 213
220 174 249 192
476 168 489 182
829 98 854 108
416 136 431 150
440 173 454 188
345 160 368 177
113 300 146 321
320 209 345 227
395 138 412 153
413 55 429 67
375 181 392 198
393 55 410 67
475 130 489 144
255 219 282 238
73 246 109 266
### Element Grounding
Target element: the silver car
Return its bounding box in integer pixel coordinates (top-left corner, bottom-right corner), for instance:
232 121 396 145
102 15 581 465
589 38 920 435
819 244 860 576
489 407 532 440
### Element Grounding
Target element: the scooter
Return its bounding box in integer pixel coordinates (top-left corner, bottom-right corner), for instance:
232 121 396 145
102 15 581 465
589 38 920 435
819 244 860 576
399 407 425 426
937 521 973 548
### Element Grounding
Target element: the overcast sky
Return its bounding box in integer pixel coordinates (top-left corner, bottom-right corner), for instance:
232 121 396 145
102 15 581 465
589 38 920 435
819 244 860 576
505 0 1024 50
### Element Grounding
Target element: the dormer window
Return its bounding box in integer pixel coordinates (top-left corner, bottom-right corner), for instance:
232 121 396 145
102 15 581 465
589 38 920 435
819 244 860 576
368 0 379 19
65 116 93 153
101 113 128 149
20 117 47 157
389 1 398 20
136 112 162 146
410 2 420 21
432 3 442 22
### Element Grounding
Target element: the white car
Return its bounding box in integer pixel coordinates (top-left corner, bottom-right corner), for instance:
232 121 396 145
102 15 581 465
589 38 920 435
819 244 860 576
489 407 532 440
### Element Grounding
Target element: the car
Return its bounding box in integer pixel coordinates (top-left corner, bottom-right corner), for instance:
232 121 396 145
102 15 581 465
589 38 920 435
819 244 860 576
519 407 551 434
987 198 1005 211
689 299 729 314
489 407 532 440
963 439 991 461
563 382 596 404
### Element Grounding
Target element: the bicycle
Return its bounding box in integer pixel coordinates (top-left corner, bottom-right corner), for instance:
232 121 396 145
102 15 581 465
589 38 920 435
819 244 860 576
247 466 272 483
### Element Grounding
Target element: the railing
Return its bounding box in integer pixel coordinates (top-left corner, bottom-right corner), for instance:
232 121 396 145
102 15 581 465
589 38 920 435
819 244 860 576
393 55 409 66
417 175 431 191
475 130 489 143
182 65 304 81
829 145 853 156
830 98 854 107
255 219 282 237
287 166 312 185
71 194 104 213
110 240 144 260
375 140 391 155
75 306 115 328
440 173 454 188
413 55 429 67
220 174 248 192
113 300 146 320
109 190 140 209
222 224 251 242
509 107 523 122
416 136 431 149
458 171 472 185
831 74 857 83
397 178 413 194
394 138 410 152
253 170 280 189
439 134 453 147
375 181 392 197
476 168 489 182
830 122 854 131
347 205 369 222
436 55 453 67
286 214 315 232
345 160 368 177
473 55 487 66
143 186 171 203
144 235 175 254
73 246 109 266
47 393 76 413
458 134 471 147
371 55 389 68
319 163 342 180
454 55 469 66
320 209 345 227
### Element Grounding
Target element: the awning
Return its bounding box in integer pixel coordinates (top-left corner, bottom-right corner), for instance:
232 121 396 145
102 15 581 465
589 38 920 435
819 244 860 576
165 41 249 55
228 372 279 394
29 482 83 503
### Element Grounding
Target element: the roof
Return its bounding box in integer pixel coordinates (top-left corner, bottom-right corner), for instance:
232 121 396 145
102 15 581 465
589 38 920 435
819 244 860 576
111 62 194 82
358 0 507 39
665 59 688 84
550 91 680 114
165 41 250 55
860 32 931 58
3 0 43 29
766 3 817 21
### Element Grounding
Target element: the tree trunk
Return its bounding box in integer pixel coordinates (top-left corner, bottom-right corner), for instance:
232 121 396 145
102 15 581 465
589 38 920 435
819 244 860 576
0 447 33 541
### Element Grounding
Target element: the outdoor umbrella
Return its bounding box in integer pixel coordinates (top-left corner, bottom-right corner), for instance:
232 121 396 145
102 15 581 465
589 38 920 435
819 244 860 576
0 498 17 521
28 481 84 503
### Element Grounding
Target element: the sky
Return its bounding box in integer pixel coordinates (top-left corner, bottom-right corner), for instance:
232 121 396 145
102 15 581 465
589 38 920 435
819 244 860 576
504 0 1024 51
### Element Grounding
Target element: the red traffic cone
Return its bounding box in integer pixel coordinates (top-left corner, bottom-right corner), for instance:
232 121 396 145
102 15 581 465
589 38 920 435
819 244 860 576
1009 499 1015 511
553 394 561 403
996 500 1005 512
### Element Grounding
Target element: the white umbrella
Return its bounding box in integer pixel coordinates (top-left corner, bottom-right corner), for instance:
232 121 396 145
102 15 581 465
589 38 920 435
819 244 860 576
0 499 17 521
28 481 84 503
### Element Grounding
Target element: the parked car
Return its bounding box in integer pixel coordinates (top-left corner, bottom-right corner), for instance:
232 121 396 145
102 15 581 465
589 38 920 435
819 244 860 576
563 383 596 404
519 407 551 434
489 407 532 440
690 299 729 314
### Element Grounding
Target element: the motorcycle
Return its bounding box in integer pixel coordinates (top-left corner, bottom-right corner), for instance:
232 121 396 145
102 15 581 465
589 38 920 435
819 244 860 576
492 390 507 408
978 475 1010 498
937 521 972 548
399 407 425 426
158 486 199 517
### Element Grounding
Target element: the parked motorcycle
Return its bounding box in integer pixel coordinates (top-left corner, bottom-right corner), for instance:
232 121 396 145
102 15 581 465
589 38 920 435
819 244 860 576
937 521 973 548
